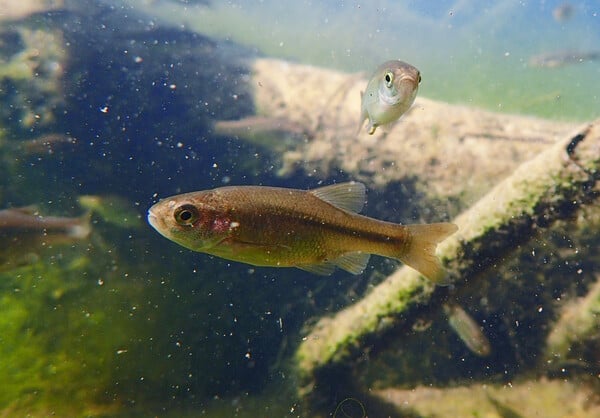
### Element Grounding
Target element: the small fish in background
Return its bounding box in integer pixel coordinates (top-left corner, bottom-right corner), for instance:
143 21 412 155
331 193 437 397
15 134 77 156
443 302 491 357
212 116 309 153
553 3 575 23
358 60 421 135
78 195 143 229
147 182 457 283
0 134 76 158
0 206 91 271
528 50 600 68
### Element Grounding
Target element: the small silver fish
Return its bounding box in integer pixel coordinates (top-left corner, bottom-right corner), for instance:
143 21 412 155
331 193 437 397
358 60 421 135
444 303 491 357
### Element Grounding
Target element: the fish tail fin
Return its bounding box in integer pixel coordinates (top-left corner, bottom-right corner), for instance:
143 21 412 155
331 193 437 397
68 212 92 239
398 223 457 284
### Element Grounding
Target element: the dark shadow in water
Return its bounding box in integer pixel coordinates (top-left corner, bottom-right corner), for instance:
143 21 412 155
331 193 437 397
28 3 257 206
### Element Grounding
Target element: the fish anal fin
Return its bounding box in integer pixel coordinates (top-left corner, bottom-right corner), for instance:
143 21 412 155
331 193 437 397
310 182 366 213
333 251 370 275
297 262 336 276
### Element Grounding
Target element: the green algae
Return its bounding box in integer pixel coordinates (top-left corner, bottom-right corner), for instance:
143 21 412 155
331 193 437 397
0 257 113 413
0 26 67 133
77 195 144 230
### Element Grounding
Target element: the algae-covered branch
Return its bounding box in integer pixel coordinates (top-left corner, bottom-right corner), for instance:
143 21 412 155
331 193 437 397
294 120 600 398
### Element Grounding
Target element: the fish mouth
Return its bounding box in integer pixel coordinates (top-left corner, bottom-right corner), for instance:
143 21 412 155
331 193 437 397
147 209 160 230
398 74 419 86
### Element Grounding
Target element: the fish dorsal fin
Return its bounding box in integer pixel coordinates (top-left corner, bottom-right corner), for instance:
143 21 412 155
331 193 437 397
333 252 370 275
310 182 365 213
10 205 39 215
297 262 336 276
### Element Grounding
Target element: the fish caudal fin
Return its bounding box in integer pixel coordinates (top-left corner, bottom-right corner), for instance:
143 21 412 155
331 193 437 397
400 223 458 284
67 212 92 239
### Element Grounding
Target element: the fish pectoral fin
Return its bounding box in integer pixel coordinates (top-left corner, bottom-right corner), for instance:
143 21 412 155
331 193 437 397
367 122 377 135
333 252 370 275
310 182 366 213
296 262 336 276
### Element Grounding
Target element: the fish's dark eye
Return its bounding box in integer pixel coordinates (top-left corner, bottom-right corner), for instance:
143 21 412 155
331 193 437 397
418 74 422 83
384 71 394 87
174 204 199 226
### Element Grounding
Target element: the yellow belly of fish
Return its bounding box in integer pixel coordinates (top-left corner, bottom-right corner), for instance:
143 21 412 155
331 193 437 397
205 226 374 268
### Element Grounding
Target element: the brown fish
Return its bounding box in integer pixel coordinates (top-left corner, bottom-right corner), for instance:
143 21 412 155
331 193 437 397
147 182 457 282
0 207 91 271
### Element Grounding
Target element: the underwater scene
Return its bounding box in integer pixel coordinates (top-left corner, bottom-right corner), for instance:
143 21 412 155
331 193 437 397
0 0 599 417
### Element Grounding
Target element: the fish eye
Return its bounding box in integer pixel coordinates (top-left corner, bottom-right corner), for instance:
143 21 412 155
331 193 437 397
418 74 422 83
174 204 199 226
384 71 394 87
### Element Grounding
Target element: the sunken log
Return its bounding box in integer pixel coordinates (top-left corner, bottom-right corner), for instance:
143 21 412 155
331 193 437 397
291 119 600 397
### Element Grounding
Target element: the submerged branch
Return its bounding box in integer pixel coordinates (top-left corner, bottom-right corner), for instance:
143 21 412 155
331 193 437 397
545 274 600 363
293 120 600 395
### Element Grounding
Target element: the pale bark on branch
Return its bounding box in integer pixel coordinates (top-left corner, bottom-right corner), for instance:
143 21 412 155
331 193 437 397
293 120 600 394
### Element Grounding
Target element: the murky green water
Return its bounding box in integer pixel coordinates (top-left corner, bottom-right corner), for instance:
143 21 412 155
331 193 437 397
1 1 599 417
140 0 600 122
